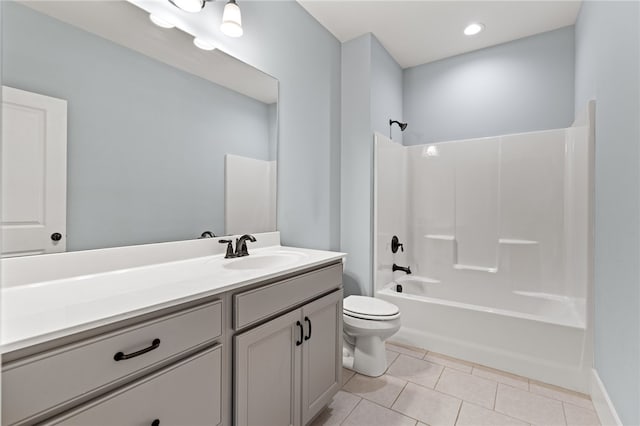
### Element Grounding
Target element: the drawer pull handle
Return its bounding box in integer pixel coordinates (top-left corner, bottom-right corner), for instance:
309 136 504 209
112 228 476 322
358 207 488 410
295 321 303 346
151 420 160 426
114 338 161 361
304 317 312 341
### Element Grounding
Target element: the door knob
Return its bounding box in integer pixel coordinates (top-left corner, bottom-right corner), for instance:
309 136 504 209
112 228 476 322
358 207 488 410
51 232 62 241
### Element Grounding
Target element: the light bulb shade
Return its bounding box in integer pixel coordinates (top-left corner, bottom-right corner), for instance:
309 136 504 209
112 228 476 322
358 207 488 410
221 1 243 37
169 0 205 13
193 37 216 51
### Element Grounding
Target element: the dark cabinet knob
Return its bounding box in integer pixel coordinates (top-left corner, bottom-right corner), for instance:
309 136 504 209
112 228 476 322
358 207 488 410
151 420 160 426
51 232 62 242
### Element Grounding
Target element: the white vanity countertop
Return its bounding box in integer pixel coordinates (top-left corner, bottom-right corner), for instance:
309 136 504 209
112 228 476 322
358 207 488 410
1 245 345 353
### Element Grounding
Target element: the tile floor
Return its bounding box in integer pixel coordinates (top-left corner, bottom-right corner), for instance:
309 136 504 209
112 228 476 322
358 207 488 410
311 342 600 426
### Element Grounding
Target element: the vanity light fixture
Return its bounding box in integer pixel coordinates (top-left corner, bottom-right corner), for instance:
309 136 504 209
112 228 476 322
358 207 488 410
168 0 208 13
193 37 216 51
149 14 175 29
464 22 484 36
167 0 244 38
221 0 243 37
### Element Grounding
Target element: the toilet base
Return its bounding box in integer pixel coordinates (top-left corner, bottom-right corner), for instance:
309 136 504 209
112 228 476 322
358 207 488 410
343 335 387 377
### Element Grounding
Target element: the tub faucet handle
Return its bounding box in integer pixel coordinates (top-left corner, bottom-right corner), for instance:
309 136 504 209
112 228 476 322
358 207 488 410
391 236 404 253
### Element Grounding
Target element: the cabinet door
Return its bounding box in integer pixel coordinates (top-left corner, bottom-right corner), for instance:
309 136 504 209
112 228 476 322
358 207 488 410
301 290 343 425
235 309 302 426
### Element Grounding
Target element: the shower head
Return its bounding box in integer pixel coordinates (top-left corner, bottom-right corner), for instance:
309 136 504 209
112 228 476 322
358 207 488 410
389 119 408 140
389 119 408 131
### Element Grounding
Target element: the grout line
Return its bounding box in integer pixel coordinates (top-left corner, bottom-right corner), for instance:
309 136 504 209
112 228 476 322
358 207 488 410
465 400 532 425
387 354 402 372
390 381 408 409
453 400 463 426
528 385 594 409
427 378 492 410
493 383 565 425
339 397 363 426
562 400 596 411
367 395 420 424
342 371 356 388
492 379 499 410
561 402 569 426
433 365 446 389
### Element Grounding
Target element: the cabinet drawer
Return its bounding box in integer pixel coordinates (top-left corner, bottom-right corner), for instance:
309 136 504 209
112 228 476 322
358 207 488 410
234 263 342 330
43 345 222 426
2 300 222 425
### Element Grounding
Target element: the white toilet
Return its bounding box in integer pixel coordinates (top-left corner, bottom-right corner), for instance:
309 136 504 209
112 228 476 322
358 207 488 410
342 295 401 377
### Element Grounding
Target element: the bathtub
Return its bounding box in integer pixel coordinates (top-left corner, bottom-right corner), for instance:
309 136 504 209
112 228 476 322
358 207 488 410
377 276 592 392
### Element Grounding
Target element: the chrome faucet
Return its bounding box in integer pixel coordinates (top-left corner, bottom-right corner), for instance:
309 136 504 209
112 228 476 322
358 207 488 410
235 234 257 257
392 263 412 275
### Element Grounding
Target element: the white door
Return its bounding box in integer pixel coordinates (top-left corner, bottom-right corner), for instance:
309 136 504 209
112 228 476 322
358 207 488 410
2 86 67 256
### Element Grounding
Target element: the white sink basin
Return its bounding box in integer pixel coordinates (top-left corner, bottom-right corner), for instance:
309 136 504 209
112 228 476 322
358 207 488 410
223 251 306 270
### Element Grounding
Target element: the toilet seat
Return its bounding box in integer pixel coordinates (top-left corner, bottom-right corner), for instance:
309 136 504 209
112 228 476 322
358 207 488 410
343 296 401 321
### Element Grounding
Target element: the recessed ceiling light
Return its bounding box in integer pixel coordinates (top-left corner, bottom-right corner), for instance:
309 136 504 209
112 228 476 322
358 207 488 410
464 23 484 36
193 38 216 51
149 14 175 29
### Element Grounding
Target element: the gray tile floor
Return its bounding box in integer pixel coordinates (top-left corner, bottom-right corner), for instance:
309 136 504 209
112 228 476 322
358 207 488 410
311 342 600 426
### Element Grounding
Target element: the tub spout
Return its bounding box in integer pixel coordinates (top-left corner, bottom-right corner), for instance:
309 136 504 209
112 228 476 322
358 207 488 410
392 264 411 274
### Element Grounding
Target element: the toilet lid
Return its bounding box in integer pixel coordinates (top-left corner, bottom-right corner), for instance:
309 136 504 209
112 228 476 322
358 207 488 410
343 296 400 319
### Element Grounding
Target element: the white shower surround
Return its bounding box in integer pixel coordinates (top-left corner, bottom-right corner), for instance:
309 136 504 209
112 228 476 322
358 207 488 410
373 102 594 392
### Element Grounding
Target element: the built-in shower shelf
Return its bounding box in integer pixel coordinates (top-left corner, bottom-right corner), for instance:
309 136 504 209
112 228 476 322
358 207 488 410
453 264 498 273
424 234 455 241
498 239 538 245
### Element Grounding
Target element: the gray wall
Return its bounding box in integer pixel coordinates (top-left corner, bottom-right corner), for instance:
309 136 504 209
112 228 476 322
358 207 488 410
341 34 372 296
371 36 404 144
403 26 575 145
341 34 403 296
3 2 273 251
575 2 640 424
218 1 342 251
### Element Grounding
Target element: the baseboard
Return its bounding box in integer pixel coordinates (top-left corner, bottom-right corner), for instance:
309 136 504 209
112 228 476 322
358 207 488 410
591 369 622 426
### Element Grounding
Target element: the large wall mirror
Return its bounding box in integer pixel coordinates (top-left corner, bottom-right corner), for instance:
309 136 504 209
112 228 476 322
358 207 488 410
1 0 278 256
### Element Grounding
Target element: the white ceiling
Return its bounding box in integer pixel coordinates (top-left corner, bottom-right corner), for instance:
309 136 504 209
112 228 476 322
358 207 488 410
21 1 278 104
298 1 582 69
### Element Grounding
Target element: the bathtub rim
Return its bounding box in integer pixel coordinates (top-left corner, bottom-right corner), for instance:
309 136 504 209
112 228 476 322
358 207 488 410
378 282 586 330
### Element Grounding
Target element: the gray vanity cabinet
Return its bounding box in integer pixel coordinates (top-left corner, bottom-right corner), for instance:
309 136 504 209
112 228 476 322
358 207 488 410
234 289 343 426
2 260 344 426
